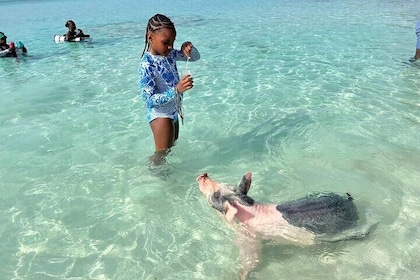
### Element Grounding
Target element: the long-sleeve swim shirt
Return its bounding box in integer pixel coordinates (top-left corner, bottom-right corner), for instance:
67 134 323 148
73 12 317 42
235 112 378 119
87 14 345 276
138 47 200 122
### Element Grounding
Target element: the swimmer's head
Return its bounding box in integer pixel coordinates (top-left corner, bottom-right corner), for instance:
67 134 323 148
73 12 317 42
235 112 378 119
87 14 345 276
0 32 6 41
65 20 76 30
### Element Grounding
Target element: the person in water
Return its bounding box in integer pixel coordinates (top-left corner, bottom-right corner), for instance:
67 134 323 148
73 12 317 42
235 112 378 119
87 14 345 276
413 21 420 61
138 14 200 164
0 31 27 57
65 20 87 41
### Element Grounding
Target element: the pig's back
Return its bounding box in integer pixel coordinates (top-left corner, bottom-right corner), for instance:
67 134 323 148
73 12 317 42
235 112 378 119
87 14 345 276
276 192 359 234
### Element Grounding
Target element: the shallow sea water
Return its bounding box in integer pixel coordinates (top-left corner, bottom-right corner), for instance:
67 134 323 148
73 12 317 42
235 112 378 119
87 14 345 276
1 0 419 279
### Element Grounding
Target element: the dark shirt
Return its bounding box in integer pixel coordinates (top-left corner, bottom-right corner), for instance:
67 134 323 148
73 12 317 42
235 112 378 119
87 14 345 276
0 43 16 57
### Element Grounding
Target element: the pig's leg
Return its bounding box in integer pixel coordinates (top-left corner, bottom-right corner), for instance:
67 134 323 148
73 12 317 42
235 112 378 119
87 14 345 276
235 234 262 280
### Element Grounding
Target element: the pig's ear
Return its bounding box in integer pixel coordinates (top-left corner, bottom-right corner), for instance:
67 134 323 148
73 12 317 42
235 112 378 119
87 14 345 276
236 172 252 195
224 201 238 222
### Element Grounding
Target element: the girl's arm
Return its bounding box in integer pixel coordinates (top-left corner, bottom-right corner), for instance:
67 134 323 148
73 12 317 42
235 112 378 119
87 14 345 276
139 63 177 108
175 43 200 61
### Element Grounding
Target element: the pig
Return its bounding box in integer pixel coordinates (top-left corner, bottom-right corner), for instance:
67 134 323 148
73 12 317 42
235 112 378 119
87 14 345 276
197 172 369 279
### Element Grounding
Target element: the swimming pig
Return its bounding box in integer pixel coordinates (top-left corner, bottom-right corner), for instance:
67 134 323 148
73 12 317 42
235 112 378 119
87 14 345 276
197 172 367 279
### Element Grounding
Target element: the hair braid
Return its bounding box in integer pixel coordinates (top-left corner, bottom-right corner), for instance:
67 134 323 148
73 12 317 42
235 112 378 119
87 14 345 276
141 14 176 57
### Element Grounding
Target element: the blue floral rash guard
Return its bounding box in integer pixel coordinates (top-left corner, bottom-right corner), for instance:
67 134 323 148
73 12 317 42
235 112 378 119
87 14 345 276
138 47 200 123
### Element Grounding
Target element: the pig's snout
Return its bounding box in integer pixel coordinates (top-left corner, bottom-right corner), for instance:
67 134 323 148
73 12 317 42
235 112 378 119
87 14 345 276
196 173 208 181
197 173 215 196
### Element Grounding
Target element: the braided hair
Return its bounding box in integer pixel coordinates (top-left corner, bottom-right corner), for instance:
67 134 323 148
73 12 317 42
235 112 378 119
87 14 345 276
141 14 176 57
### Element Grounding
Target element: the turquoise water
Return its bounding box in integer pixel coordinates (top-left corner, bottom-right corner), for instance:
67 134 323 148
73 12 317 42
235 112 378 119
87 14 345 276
1 0 419 279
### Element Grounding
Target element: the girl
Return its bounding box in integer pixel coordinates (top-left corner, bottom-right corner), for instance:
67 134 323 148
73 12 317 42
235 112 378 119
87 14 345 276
414 21 420 60
138 14 200 163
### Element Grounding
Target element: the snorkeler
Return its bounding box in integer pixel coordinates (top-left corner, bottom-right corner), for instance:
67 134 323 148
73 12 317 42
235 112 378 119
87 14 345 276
0 31 27 57
65 20 88 41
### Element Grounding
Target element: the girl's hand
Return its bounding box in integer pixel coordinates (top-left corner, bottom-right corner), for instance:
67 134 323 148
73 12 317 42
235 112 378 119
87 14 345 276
176 75 194 94
181 41 193 59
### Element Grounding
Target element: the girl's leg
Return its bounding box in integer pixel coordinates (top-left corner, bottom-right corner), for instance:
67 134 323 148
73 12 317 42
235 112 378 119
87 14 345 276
415 22 420 59
174 120 179 142
150 118 175 151
415 48 420 59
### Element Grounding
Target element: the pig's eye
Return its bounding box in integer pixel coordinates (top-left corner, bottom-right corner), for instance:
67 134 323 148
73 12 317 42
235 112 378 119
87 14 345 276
210 191 224 213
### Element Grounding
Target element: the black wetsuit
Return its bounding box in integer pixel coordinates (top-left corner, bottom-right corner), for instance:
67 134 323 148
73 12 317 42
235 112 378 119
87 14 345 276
0 44 17 57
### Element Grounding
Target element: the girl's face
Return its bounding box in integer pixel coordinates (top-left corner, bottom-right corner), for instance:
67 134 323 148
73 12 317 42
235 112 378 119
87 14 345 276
148 28 176 57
